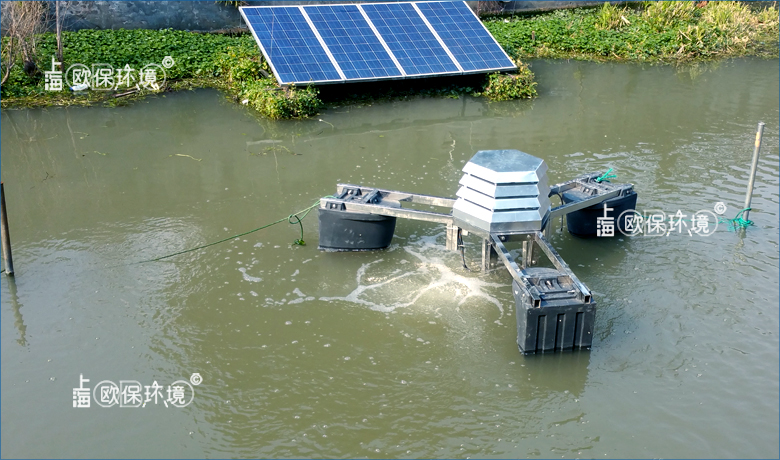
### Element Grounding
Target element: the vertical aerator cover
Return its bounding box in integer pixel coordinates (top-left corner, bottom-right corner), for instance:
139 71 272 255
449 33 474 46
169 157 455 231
452 149 551 233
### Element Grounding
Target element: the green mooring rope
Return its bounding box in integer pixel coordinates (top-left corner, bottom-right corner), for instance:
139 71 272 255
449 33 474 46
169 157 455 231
719 207 754 231
629 207 756 232
589 167 754 232
594 168 617 183
133 199 321 265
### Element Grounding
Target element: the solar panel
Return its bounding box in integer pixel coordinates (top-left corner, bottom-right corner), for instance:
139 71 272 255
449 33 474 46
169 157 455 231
359 3 459 76
415 1 516 72
240 2 516 86
303 5 402 80
241 6 341 84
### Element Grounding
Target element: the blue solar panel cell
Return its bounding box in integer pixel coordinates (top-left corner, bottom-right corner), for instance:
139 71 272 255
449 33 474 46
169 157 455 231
360 3 458 76
415 1 515 72
303 4 402 80
243 7 341 84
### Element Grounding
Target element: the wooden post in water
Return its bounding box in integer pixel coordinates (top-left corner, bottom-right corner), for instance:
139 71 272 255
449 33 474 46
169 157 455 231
1 182 14 276
743 122 765 223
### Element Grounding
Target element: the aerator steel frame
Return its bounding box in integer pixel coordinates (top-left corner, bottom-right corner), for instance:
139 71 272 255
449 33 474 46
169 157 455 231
319 149 638 353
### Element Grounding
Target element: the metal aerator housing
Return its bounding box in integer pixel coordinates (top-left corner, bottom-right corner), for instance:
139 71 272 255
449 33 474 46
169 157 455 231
452 150 551 234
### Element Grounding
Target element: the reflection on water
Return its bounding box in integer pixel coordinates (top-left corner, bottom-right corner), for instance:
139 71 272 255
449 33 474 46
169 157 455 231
1 58 778 458
5 277 27 347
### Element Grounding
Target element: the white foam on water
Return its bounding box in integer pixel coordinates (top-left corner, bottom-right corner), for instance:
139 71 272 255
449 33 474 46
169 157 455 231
286 288 315 305
238 267 263 283
320 233 506 315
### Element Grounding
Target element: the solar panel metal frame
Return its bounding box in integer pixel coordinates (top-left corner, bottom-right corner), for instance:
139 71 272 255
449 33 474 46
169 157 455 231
239 1 516 86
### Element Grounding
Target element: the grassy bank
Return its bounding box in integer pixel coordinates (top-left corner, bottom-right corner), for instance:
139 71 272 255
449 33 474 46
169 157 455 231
1 1 776 118
0 26 535 116
486 1 778 62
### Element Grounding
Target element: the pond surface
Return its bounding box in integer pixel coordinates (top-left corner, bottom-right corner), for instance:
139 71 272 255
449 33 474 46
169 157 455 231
1 58 778 459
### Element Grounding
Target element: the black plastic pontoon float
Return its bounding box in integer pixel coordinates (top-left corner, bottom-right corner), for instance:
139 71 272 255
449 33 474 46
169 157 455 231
318 150 637 354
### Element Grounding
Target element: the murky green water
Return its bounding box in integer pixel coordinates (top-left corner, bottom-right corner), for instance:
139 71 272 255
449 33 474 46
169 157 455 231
2 58 778 459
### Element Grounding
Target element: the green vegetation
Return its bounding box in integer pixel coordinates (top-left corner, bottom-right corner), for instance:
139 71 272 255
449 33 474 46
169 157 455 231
481 62 537 101
1 1 776 118
1 26 535 115
2 29 254 107
485 1 778 62
215 0 248 8
211 45 323 119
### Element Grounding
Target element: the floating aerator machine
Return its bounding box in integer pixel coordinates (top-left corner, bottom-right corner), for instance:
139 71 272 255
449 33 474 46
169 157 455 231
318 149 638 354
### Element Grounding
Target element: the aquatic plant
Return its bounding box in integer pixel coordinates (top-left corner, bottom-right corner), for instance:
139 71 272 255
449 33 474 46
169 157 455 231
481 62 537 101
241 80 322 120
212 45 267 84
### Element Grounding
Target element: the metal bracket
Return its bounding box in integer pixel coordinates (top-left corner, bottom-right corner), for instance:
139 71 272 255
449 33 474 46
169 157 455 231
532 232 591 304
322 185 456 226
489 232 592 307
